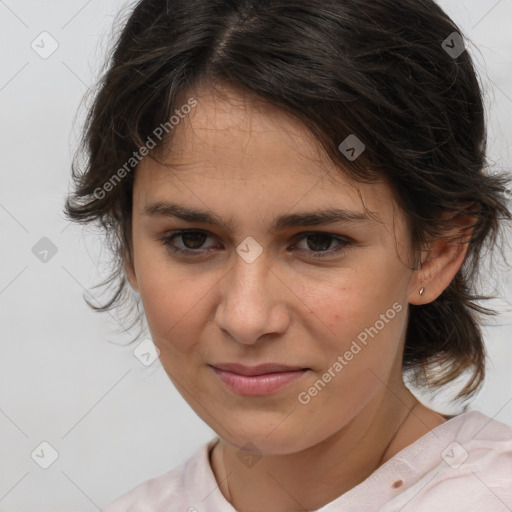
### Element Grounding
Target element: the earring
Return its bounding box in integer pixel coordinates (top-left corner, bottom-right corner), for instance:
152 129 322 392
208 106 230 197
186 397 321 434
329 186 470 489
419 287 425 296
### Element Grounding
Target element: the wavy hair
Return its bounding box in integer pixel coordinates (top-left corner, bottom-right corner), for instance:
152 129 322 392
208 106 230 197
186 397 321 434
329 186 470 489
65 0 511 401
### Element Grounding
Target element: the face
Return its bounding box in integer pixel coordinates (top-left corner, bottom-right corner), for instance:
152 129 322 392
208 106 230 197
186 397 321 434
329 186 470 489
128 85 418 455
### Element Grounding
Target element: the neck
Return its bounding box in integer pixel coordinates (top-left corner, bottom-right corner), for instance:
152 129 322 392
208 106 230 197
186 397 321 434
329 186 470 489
210 383 425 512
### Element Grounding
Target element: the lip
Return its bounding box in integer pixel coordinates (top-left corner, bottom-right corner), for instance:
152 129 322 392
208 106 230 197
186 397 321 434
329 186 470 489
209 363 309 396
211 362 307 376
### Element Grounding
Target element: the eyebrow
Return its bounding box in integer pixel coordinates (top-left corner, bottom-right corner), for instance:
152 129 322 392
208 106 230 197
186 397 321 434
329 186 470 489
142 201 372 232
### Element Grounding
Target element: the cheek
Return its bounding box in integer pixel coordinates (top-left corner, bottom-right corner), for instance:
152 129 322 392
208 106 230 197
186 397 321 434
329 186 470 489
135 260 215 351
299 270 407 372
299 273 389 339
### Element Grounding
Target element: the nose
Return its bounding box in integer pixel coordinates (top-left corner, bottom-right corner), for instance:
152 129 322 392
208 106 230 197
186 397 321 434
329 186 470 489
214 250 291 345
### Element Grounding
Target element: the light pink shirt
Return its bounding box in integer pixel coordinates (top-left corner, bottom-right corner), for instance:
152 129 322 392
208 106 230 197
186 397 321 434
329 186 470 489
103 411 512 511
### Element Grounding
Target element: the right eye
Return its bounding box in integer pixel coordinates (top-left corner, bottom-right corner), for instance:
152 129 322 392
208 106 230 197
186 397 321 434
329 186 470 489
158 230 220 256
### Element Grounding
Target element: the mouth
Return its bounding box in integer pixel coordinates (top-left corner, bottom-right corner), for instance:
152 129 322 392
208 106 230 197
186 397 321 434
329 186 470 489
208 363 310 396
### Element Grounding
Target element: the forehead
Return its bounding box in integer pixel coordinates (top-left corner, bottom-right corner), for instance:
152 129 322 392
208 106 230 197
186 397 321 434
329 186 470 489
168 85 335 179
134 85 399 228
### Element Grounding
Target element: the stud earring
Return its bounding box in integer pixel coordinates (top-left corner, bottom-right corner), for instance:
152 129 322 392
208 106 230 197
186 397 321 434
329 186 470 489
419 287 425 296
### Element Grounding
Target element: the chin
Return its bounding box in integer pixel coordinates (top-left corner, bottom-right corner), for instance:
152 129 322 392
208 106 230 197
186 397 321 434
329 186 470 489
218 421 322 457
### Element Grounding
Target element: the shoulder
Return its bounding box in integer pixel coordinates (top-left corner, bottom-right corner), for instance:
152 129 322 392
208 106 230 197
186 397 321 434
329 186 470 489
102 437 221 512
385 411 512 511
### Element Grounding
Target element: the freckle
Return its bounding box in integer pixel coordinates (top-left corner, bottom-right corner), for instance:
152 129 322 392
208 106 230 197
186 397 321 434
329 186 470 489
391 479 404 489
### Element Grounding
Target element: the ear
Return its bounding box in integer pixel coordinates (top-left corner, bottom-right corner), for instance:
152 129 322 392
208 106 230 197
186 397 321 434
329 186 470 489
408 214 475 305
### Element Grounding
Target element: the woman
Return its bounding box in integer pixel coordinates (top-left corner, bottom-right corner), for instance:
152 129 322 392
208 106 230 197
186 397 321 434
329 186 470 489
65 0 512 510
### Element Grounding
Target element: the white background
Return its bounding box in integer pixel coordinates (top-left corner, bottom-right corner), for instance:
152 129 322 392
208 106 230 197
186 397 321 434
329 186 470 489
0 1 511 510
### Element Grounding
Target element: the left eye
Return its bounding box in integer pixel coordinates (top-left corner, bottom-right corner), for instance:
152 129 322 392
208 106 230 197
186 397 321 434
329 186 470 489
158 230 350 258
293 232 349 257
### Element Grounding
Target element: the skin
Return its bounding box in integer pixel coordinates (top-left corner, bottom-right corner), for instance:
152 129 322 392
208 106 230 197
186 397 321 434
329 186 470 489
126 84 469 512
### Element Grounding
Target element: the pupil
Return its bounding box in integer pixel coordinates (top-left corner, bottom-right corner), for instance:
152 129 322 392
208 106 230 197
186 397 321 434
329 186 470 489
307 234 331 251
183 232 206 249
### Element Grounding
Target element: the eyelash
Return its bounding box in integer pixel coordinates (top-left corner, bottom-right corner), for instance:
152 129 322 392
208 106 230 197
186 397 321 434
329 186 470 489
157 230 351 259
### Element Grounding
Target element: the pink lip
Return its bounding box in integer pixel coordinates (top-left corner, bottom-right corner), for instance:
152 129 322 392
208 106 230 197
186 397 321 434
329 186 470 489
209 363 309 396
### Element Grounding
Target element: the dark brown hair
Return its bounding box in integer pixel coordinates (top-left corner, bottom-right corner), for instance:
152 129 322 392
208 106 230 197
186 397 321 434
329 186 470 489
65 0 511 401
